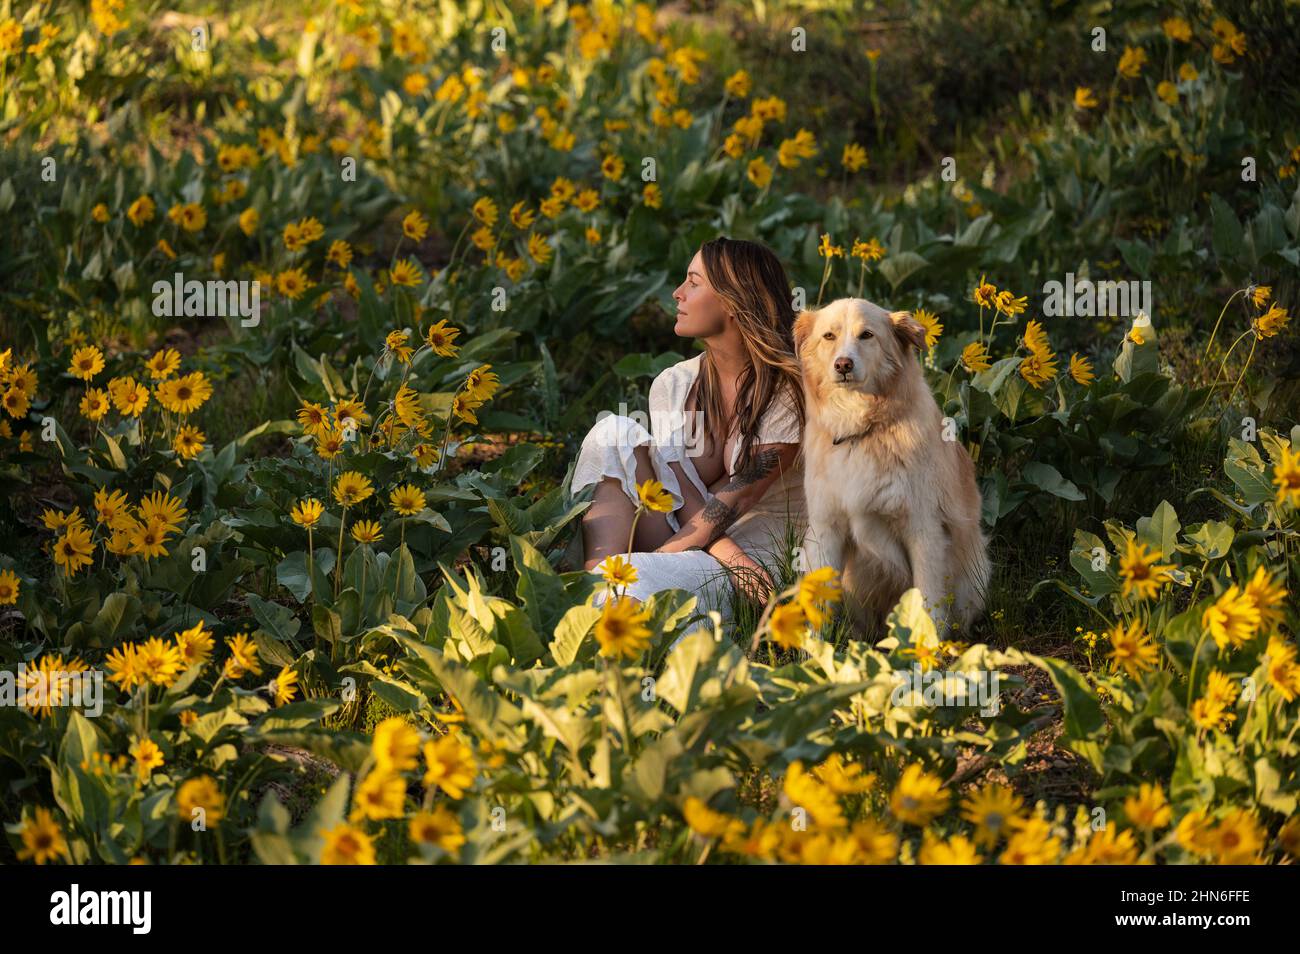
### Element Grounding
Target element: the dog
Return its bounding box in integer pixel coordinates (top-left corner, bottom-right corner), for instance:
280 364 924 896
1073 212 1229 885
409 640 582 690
793 298 991 636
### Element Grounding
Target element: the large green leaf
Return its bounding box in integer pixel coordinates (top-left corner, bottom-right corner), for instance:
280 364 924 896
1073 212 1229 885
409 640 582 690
396 635 524 746
292 772 352 864
1026 654 1105 770
379 544 427 613
550 604 601 666
1210 192 1245 269
276 549 335 603
1020 461 1086 502
511 535 570 638
247 593 303 643
1135 499 1179 559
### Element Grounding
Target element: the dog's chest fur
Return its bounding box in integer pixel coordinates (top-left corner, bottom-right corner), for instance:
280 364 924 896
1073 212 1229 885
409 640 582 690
807 436 912 528
804 388 923 524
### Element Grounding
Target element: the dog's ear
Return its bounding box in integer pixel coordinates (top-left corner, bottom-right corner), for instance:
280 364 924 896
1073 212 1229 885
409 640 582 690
889 310 927 352
792 309 816 350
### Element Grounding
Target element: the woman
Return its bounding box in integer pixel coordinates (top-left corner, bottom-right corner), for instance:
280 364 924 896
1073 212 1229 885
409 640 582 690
569 237 807 624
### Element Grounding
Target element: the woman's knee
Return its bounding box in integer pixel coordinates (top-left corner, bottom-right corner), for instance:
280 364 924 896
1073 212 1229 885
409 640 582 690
581 475 631 520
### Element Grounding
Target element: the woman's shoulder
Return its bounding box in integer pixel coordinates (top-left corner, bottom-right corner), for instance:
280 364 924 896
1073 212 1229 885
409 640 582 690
649 352 703 400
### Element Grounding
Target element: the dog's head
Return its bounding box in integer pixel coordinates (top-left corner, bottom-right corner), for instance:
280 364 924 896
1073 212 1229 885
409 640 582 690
793 298 926 397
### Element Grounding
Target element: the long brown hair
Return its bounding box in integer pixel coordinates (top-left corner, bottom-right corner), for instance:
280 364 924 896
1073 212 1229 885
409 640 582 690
695 237 805 475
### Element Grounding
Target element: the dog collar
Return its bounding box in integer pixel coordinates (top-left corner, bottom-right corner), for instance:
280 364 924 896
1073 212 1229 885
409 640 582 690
832 426 874 446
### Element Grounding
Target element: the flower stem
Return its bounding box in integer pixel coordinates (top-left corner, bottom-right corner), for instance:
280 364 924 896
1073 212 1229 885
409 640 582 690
335 506 348 599
1195 328 1252 418
1203 288 1244 358
1222 334 1259 414
307 528 317 649
1185 628 1212 710
815 259 831 308
625 504 644 557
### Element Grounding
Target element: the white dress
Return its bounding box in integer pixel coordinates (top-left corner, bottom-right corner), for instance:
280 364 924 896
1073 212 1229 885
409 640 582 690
569 353 808 630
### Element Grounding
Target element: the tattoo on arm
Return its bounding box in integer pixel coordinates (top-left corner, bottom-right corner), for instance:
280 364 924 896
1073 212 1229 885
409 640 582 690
719 448 780 493
673 448 788 550
701 496 739 543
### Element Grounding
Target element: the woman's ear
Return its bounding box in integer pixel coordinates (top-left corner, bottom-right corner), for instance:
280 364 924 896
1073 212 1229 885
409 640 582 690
889 310 927 352
792 309 816 350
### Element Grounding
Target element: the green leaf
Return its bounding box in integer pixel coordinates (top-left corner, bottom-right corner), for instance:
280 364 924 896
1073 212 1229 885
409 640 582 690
368 673 427 712
255 699 339 732
1067 529 1119 597
1026 654 1105 768
550 604 601 666
1135 500 1179 559
656 630 712 715
293 772 351 863
90 592 139 643
1210 193 1245 269
101 434 128 470
483 443 545 485
512 692 597 775
312 604 343 647
276 549 334 603
1161 604 1202 674
511 535 570 638
1224 460 1275 507
972 355 1021 397
1180 521 1234 560
247 593 303 643
1020 461 1086 501
379 544 426 612
624 733 682 805
613 351 685 379
395 635 523 745
994 372 1037 422
60 711 100 769
876 251 928 290
1115 237 1153 275
1254 757 1297 815
498 602 546 666
1113 319 1158 382
186 706 249 744
886 588 937 647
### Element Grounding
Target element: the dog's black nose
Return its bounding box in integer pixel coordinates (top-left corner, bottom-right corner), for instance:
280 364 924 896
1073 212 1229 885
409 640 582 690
834 357 854 375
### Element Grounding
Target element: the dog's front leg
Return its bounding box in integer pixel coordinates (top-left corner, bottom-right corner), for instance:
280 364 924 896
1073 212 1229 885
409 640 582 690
801 518 846 576
904 520 952 635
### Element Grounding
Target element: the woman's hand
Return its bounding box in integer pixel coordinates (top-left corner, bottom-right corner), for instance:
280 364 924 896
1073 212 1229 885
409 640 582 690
704 534 775 606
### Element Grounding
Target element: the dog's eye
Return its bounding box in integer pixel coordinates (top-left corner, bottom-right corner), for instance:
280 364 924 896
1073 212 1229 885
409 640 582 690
858 329 874 339
822 331 835 340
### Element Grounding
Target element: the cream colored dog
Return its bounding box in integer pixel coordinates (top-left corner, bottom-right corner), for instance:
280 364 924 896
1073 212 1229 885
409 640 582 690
794 298 991 635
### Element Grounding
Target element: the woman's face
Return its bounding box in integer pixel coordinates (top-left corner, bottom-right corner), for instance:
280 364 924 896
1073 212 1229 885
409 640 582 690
671 250 730 338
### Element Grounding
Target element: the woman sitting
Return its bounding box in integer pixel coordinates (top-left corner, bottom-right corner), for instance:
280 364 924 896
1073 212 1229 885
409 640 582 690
569 236 808 628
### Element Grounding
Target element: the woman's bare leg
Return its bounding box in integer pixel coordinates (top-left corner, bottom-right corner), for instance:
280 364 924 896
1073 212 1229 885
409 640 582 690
581 478 636 571
581 445 675 570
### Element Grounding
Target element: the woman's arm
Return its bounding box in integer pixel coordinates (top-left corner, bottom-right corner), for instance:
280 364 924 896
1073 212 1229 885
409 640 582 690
704 534 775 605
654 441 800 554
665 460 708 525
